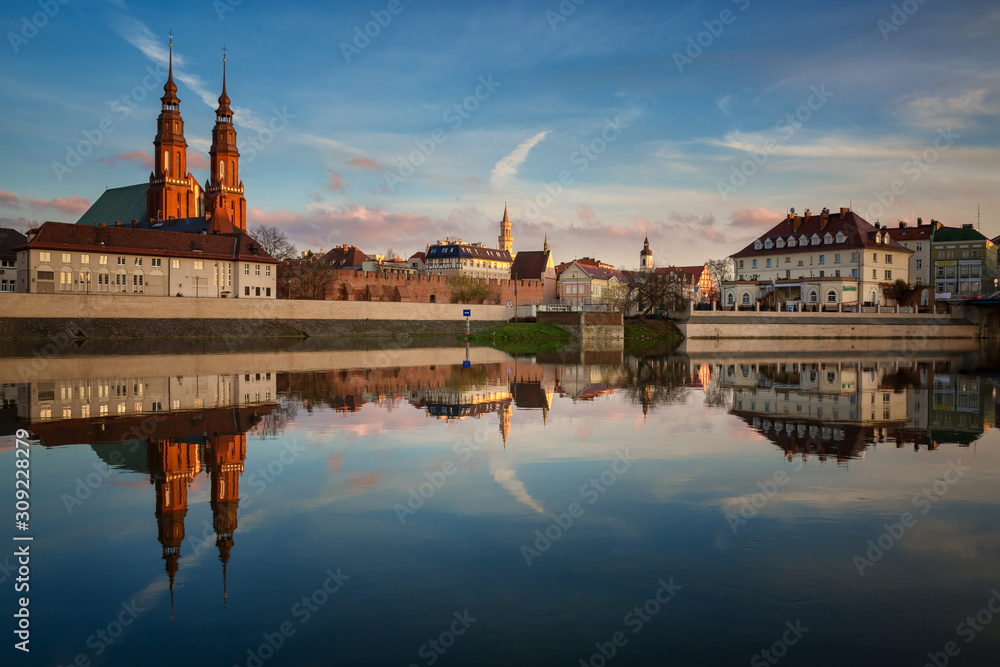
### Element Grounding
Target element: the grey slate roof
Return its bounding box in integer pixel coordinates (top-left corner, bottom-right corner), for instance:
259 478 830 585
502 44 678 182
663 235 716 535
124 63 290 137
0 227 27 260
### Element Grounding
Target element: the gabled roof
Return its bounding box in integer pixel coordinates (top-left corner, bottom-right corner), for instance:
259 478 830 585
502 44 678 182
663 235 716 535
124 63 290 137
932 225 990 243
885 224 933 242
565 261 625 282
321 245 369 269
656 265 703 281
15 221 278 263
510 249 553 280
0 227 27 260
76 183 149 226
732 210 912 258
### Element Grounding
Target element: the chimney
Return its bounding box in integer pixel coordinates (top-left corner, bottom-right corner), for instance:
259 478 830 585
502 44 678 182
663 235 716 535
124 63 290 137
792 215 802 233
804 208 811 220
874 222 880 229
898 221 906 228
917 217 923 226
820 208 830 229
840 207 849 218
962 223 973 229
932 219 942 231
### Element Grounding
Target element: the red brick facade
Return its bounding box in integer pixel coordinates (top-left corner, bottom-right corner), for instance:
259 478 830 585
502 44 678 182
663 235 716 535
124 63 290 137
322 269 544 305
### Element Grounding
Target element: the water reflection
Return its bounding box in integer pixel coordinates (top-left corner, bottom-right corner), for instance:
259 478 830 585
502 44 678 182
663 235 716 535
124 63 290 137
1 345 998 666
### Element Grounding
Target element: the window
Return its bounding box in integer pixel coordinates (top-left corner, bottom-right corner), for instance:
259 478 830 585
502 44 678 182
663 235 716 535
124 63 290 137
828 290 837 303
885 254 892 264
255 287 261 296
245 286 250 296
39 251 51 262
916 243 922 251
742 293 750 304
872 253 878 263
151 258 162 267
872 269 877 279
727 293 734 304
255 264 260 276
193 261 204 270
809 291 818 303
752 259 757 268
824 233 833 244
766 259 772 267
885 270 892 280
99 255 107 265
754 240 762 250
132 274 143 293
851 252 858 262
265 266 271 277
764 239 773 249
266 287 271 297
60 271 72 290
80 254 89 264
134 258 142 266
117 257 126 265
819 271 825 277
819 255 825 264
916 259 922 269
62 253 71 263
851 268 858 278
835 270 841 277
836 233 846 243
972 250 978 258
834 253 841 263
172 259 180 269
244 263 250 275
739 260 744 269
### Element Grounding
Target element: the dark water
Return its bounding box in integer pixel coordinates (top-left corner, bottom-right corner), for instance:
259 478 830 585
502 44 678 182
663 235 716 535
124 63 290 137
2 343 999 667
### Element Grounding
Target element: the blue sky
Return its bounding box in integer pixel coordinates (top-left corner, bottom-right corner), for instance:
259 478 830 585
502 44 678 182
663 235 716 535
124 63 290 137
1 0 998 267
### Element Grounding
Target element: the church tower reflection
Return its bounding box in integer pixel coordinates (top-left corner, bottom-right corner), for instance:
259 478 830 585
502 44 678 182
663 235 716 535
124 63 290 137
206 432 246 605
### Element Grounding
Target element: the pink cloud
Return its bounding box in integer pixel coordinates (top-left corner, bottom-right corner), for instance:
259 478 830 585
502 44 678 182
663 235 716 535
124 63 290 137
328 172 344 191
729 207 782 229
5 191 91 217
188 151 210 171
0 189 19 208
577 203 598 225
98 151 154 170
349 156 383 172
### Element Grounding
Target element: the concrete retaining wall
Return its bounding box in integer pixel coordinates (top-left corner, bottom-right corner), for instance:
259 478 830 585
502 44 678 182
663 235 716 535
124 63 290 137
677 311 978 340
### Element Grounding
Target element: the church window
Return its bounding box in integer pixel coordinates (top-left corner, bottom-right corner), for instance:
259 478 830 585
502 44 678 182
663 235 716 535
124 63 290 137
163 151 169 174
220 160 225 180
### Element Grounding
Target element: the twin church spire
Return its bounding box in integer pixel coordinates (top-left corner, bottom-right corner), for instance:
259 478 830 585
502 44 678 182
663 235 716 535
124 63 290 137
147 34 246 231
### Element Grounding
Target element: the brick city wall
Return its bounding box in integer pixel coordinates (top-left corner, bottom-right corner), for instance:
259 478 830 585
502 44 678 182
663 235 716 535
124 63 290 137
325 270 544 305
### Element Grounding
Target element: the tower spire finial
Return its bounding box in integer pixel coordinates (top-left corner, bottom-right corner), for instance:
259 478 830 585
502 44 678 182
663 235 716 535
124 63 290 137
161 30 179 107
216 45 232 118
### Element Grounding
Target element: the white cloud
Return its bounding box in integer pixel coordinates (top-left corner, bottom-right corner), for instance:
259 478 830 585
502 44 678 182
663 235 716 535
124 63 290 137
490 130 550 185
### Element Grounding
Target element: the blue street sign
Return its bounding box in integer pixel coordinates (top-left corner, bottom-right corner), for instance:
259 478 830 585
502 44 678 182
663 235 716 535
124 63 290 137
463 309 471 317
462 360 471 368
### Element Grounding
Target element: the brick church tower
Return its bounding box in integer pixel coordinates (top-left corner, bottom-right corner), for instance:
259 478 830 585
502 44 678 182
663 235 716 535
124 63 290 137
147 34 202 222
205 50 246 231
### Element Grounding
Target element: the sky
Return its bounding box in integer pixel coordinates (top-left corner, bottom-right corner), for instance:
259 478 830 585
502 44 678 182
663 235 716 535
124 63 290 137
1 0 998 268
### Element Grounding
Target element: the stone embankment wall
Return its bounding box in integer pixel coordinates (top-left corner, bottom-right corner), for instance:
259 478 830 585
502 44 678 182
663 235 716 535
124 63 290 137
0 293 510 339
677 311 979 340
537 311 624 343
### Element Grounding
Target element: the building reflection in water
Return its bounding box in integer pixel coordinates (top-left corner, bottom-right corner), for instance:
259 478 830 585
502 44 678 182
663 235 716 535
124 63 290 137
714 358 994 462
10 370 275 618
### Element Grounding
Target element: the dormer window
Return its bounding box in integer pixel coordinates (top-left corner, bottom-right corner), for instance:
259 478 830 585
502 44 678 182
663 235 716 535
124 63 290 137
776 238 785 248
787 237 796 248
835 232 846 244
754 240 763 250
800 235 809 246
764 239 773 249
811 234 821 246
823 233 833 244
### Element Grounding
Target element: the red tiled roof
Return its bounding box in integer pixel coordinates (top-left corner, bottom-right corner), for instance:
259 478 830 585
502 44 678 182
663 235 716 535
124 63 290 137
731 210 912 258
322 245 369 269
884 225 932 241
655 265 703 282
511 250 552 280
574 262 626 282
15 221 278 263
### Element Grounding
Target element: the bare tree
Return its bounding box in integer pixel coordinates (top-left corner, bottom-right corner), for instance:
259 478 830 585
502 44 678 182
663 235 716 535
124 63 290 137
249 224 297 261
624 268 686 319
706 258 733 304
290 258 333 300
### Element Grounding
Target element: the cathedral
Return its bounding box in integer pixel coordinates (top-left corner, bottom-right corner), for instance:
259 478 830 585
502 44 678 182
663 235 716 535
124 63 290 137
78 36 247 234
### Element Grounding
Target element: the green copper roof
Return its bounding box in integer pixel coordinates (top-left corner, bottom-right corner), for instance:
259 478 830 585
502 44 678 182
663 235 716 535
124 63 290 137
932 225 989 243
76 183 148 226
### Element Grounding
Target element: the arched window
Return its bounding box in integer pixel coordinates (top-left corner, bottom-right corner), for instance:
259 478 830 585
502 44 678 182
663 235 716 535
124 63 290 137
230 160 235 185
727 293 734 304
175 151 181 176
741 293 750 304
871 290 877 304
219 160 225 181
163 151 169 175
827 290 837 303
809 291 818 303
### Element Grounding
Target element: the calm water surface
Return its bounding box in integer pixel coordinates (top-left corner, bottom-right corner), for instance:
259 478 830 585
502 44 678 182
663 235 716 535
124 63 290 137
2 342 999 666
